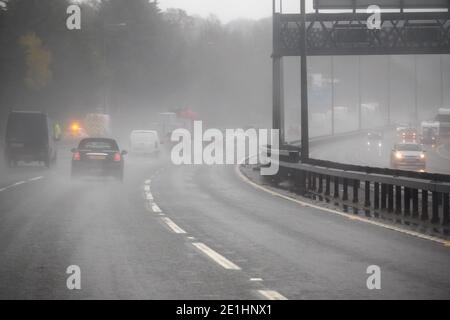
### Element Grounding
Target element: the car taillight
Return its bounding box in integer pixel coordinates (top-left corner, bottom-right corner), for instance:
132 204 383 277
73 152 81 161
113 152 121 162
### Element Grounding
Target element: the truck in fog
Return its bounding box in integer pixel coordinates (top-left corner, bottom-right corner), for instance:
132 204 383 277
4 111 57 168
84 113 112 138
421 121 439 146
436 108 450 137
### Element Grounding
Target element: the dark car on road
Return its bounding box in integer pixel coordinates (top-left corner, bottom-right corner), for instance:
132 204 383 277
4 111 57 168
71 138 127 181
367 131 383 140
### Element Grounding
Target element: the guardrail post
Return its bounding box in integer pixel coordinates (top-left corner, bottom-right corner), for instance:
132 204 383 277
318 174 323 193
307 172 312 191
353 180 359 204
404 187 411 216
412 189 419 217
381 184 387 210
298 170 306 195
381 183 387 210
421 190 429 221
334 176 339 198
388 185 394 213
431 192 439 224
343 178 348 201
443 193 449 226
325 175 331 196
364 181 370 207
374 182 380 210
395 186 402 214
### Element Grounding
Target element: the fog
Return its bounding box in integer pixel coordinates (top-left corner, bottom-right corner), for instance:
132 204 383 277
1 1 449 140
0 0 450 302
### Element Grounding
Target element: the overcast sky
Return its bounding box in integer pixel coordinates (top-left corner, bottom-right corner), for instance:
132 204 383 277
158 0 314 23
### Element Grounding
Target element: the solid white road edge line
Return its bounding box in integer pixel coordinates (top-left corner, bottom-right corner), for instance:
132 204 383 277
161 217 187 234
235 163 450 247
192 242 241 270
0 179 33 192
28 176 43 182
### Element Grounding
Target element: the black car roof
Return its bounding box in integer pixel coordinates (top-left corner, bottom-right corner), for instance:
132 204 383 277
79 137 116 142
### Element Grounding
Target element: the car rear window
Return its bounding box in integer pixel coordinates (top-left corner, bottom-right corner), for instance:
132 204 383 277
79 139 118 151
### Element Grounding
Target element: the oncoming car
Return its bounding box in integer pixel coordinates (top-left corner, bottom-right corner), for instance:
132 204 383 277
367 131 383 149
390 143 426 170
71 138 127 181
367 131 383 141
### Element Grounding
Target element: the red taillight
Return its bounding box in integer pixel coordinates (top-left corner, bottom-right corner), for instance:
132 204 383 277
73 151 81 161
113 152 121 162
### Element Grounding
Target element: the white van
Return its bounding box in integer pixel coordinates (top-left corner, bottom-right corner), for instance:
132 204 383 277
130 130 160 156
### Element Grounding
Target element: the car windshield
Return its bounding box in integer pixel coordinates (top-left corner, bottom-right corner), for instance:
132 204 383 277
78 139 118 151
397 144 422 152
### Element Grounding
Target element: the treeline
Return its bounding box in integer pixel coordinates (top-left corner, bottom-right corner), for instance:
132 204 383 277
0 0 272 127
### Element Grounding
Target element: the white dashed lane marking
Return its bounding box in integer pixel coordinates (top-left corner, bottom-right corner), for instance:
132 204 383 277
161 217 187 234
144 178 290 299
250 278 263 282
0 176 44 192
192 242 241 270
151 203 162 213
257 290 288 300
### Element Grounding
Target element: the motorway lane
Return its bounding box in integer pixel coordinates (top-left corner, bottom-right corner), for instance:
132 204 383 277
151 163 450 299
0 147 262 299
0 142 449 299
311 132 450 174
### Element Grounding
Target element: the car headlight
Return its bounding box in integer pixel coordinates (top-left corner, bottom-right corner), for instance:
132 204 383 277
420 153 426 159
395 152 403 159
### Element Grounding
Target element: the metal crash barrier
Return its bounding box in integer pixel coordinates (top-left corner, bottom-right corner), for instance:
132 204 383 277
262 145 450 227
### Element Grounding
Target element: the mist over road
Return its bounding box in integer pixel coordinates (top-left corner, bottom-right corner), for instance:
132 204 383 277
311 131 450 175
0 143 449 299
